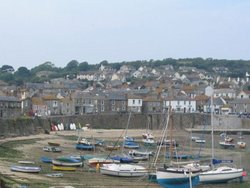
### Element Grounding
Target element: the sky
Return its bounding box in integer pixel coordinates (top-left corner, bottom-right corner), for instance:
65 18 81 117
0 0 250 70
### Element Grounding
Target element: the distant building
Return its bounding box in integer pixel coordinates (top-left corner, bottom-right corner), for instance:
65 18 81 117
0 96 21 118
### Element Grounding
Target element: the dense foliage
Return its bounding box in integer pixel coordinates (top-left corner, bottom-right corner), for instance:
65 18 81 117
0 58 250 85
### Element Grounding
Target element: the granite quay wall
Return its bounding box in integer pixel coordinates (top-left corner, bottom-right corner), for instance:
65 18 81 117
0 113 249 138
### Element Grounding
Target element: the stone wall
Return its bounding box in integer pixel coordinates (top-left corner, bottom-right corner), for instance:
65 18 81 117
0 113 249 138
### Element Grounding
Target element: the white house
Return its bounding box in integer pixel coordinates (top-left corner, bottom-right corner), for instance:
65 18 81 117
127 95 142 113
237 90 250 99
164 96 196 113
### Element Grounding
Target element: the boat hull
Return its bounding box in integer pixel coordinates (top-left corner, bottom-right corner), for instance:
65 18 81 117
100 164 148 177
199 167 243 183
156 167 200 187
11 166 41 173
52 159 83 167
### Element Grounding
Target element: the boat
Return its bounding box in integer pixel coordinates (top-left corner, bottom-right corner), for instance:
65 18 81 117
45 173 64 178
88 157 119 167
52 157 83 167
155 106 200 188
75 143 95 150
11 165 41 173
110 155 134 163
48 142 60 147
142 138 155 144
52 165 76 171
166 152 192 160
199 93 244 184
195 139 206 144
199 165 244 183
105 144 121 151
123 141 140 149
219 141 235 149
157 166 200 187
100 163 148 177
43 146 62 152
40 156 52 163
18 160 35 164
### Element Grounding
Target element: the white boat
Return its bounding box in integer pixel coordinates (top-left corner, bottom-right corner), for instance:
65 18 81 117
199 166 244 183
100 163 148 177
142 138 155 144
156 166 200 187
219 141 235 149
195 139 206 143
11 165 41 173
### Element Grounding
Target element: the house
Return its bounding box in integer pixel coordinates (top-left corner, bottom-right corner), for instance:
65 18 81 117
31 97 47 117
42 95 61 116
203 97 227 114
0 96 21 118
107 93 127 113
163 96 196 113
60 97 75 116
237 90 250 99
142 96 162 113
194 94 209 112
213 88 236 99
229 98 250 114
127 95 142 113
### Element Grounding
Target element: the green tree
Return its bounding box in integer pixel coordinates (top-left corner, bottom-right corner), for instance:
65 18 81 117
65 60 79 72
79 61 89 71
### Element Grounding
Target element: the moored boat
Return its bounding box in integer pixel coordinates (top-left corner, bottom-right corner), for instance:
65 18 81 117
199 166 244 183
11 165 41 173
52 157 83 167
100 163 148 177
52 165 76 171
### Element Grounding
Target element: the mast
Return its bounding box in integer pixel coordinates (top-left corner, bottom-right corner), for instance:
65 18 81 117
211 88 214 168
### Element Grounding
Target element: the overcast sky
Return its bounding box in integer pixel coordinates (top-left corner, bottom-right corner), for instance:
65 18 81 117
0 0 250 70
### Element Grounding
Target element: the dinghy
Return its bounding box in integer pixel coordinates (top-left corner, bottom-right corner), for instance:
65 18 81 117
11 165 41 173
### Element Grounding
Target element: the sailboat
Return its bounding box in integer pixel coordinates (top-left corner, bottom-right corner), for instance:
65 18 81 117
199 91 245 183
142 115 155 144
156 106 200 188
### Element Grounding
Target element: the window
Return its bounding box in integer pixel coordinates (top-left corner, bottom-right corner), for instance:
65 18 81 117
101 100 104 105
122 101 125 105
184 101 186 105
189 101 191 105
112 106 115 111
89 99 91 104
133 100 135 104
138 100 141 104
112 100 115 105
101 106 104 111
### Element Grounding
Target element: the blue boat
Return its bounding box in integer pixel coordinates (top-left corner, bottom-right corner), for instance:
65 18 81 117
75 143 95 150
40 156 52 163
110 155 134 163
123 141 139 149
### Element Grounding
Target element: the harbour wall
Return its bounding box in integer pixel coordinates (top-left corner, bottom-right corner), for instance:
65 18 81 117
0 113 249 138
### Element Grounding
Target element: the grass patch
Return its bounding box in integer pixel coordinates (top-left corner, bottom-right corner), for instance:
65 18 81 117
0 139 41 159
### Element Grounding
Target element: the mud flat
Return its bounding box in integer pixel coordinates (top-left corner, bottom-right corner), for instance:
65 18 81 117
0 129 249 187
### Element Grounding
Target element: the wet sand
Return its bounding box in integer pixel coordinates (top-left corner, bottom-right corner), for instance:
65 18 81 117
0 128 249 187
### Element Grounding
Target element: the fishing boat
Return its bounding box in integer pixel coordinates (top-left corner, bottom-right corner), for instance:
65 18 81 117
52 165 76 171
100 163 148 177
40 156 52 163
11 165 41 173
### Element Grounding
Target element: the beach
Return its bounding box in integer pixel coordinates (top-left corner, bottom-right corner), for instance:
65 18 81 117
0 128 249 188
